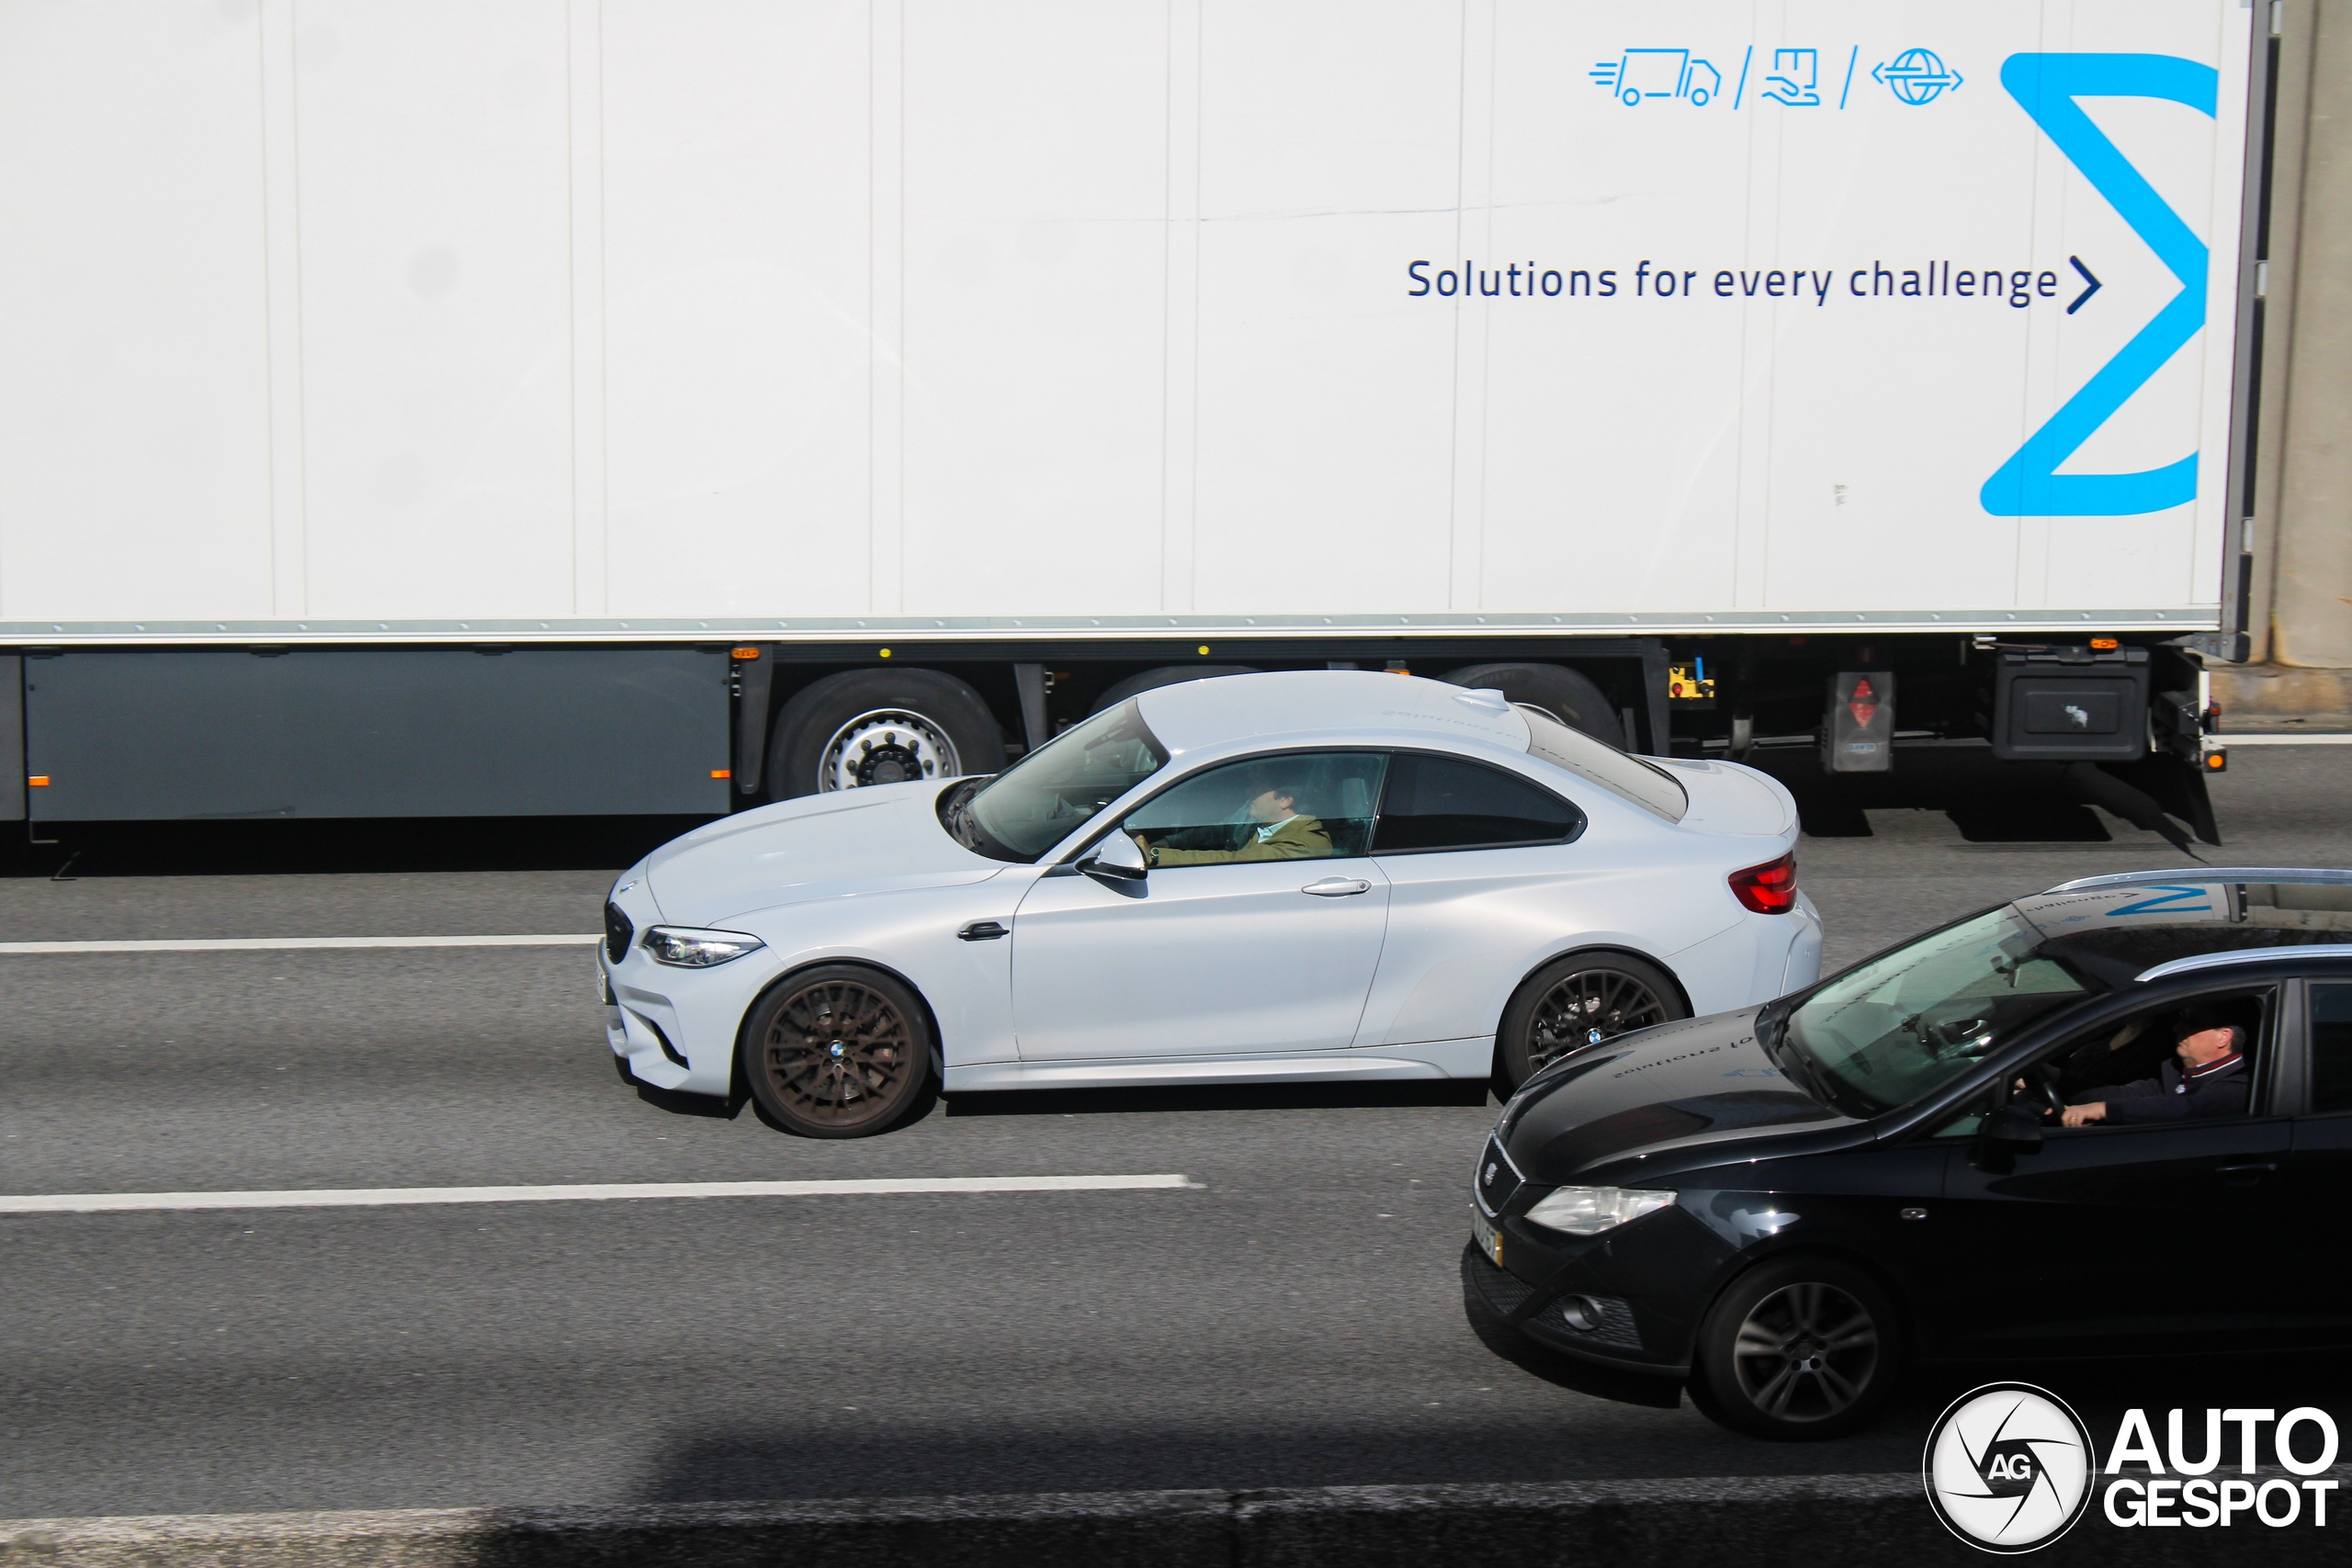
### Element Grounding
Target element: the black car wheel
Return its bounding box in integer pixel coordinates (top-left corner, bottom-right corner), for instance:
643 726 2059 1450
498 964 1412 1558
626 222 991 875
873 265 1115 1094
741 965 937 1138
1690 1256 1900 1439
1497 952 1685 1089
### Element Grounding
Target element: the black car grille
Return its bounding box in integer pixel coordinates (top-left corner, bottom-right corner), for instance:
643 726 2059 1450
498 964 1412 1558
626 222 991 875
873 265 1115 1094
1473 1135 1523 1217
1466 1247 1535 1316
604 901 635 964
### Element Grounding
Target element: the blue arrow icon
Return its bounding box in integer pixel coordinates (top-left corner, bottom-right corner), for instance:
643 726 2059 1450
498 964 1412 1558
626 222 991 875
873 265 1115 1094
2066 255 2102 314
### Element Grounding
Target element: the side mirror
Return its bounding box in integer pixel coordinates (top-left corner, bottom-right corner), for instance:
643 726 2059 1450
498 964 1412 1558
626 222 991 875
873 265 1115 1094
1971 1104 2044 1172
1984 1104 2045 1150
1077 831 1148 885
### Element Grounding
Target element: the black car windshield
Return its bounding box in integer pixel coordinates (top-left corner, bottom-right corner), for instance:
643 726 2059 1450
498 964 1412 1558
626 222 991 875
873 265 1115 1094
1779 907 2099 1117
948 699 1170 863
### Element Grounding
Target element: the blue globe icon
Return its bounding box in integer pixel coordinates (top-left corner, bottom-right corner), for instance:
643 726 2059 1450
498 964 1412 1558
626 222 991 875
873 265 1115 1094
1876 48 1962 107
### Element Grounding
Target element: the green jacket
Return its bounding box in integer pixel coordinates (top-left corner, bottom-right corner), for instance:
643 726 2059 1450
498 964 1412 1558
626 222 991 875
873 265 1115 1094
1150 815 1331 865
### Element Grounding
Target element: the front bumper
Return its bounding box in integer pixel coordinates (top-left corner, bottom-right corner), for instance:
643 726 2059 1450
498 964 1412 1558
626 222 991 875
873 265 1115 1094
597 879 763 1098
1464 1141 1725 1374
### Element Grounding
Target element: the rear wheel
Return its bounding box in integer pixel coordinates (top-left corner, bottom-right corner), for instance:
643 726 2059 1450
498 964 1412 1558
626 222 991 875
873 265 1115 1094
1496 951 1683 1089
1690 1256 1901 1439
741 965 936 1138
1438 662 1623 746
767 669 1006 799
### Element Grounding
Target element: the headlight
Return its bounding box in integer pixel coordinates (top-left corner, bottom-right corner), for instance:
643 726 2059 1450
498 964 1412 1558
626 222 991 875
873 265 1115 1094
640 927 766 967
1522 1185 1677 1235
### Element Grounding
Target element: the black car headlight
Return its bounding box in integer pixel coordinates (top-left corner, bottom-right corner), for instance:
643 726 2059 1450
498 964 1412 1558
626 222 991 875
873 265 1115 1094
1523 1185 1676 1236
640 927 766 968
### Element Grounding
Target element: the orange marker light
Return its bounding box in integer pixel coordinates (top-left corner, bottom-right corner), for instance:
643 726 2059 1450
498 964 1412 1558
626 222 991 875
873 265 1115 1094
2205 751 2228 772
710 769 732 780
730 647 760 660
2090 637 2119 650
26 775 50 787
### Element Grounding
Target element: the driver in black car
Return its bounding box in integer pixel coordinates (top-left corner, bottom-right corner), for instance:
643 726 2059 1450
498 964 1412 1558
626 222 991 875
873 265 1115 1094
2057 1004 2251 1126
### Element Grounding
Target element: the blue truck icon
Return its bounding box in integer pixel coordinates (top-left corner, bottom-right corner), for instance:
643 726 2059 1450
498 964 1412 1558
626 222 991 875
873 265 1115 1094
1591 50 1721 107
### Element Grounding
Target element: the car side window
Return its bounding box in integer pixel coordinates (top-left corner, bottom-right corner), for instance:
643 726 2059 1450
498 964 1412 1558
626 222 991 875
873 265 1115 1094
1370 752 1583 854
1122 751 1386 866
2009 989 2270 1129
2310 983 2352 1115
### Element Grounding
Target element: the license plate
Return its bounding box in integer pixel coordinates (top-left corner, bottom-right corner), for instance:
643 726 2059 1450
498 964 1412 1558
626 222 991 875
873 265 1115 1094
1472 1210 1503 1267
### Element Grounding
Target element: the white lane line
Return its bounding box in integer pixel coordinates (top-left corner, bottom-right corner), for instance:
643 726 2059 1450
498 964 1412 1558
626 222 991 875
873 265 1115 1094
0 1174 1200 1215
2213 733 2352 746
0 934 602 954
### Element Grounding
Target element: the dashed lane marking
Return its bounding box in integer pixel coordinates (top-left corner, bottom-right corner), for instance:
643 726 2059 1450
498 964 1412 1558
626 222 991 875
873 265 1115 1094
0 1174 1201 1214
0 934 602 954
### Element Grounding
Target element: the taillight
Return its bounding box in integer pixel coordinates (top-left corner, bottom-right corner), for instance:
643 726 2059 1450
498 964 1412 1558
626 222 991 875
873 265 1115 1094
1729 852 1797 914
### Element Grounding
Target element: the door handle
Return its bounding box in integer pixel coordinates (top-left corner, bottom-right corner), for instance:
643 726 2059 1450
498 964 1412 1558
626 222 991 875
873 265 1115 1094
1301 877 1372 897
2214 1160 2278 1186
957 919 1010 942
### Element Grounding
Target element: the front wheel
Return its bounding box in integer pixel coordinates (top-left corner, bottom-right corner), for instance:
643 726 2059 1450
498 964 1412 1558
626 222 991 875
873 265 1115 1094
1495 951 1684 1089
1689 1257 1902 1439
741 965 937 1138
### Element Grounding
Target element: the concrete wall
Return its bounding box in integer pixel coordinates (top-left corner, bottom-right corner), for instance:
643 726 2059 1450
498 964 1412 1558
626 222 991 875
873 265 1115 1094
2250 0 2352 669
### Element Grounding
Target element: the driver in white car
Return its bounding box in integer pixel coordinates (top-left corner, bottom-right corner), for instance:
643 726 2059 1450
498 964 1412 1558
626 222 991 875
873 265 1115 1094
1133 774 1332 866
2059 1004 2251 1126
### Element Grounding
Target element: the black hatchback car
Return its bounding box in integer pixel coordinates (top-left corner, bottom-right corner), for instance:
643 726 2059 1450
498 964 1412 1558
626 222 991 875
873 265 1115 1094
1464 869 2352 1438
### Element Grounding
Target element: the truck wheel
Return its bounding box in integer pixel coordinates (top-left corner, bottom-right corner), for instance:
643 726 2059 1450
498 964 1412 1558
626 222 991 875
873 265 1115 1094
1496 951 1684 1089
1086 664 1259 716
1438 662 1623 746
768 669 1006 798
741 965 937 1138
1689 1257 1901 1440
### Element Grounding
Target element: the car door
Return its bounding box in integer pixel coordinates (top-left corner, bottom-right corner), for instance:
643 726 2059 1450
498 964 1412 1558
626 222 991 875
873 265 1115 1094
1351 751 1588 1048
1009 751 1392 1061
1932 987 2289 1359
2280 976 2352 1346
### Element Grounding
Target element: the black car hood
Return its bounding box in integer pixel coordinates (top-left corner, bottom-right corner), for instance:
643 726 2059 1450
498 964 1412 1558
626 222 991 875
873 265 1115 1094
1499 1008 1858 1183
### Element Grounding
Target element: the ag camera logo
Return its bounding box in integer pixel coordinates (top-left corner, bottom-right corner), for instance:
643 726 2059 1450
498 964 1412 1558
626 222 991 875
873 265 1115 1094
1924 1383 2096 1552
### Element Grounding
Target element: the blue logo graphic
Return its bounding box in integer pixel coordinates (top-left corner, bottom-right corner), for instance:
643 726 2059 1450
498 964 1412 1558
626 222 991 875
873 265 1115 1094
1981 54 2217 518
1761 48 1819 107
2104 885 2213 918
1592 50 1720 108
1873 48 1964 105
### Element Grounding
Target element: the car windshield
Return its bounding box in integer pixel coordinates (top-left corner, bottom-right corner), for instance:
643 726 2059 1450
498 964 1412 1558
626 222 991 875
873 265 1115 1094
1517 705 1687 822
1777 907 2101 1117
947 699 1170 863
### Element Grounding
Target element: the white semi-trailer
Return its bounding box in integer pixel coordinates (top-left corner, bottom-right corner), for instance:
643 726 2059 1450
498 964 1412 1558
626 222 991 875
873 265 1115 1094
0 2 2265 836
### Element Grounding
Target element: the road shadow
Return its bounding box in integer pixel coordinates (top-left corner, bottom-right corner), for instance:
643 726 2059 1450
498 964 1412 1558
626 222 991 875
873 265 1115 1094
944 1080 1494 1119
1747 746 2202 852
0 814 715 878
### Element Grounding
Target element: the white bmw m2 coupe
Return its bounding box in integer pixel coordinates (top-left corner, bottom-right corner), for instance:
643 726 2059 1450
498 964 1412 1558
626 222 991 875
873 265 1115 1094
600 671 1822 1137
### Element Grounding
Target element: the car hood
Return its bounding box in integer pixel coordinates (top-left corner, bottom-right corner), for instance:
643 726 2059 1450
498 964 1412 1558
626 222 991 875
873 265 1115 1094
1648 758 1795 838
1498 1008 1854 1182
644 783 1003 926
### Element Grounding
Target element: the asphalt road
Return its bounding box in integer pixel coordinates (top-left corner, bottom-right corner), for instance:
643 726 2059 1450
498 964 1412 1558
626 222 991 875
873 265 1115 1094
5 746 2350 1520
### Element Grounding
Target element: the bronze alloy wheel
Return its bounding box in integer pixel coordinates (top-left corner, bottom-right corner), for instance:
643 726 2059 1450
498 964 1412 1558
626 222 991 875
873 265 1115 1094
1498 953 1686 1088
1727 1281 1883 1427
745 966 933 1138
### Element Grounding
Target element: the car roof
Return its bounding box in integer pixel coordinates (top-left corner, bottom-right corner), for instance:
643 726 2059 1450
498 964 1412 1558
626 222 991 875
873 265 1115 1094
1131 670 1529 757
2006 869 2352 987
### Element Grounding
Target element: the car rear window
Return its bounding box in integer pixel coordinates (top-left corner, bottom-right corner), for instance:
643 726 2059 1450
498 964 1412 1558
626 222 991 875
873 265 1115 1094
1371 753 1583 853
1518 705 1687 822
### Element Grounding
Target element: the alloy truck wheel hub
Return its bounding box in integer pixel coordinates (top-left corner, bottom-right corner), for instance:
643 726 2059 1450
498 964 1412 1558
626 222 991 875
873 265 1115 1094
819 709 960 793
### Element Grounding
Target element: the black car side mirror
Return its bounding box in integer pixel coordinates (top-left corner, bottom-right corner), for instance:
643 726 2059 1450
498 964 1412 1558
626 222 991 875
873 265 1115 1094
1972 1104 2044 1172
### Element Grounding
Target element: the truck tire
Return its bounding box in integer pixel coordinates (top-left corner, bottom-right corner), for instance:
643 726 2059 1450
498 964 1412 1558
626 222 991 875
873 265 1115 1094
1438 662 1623 746
768 669 1007 798
1086 664 1259 716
